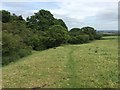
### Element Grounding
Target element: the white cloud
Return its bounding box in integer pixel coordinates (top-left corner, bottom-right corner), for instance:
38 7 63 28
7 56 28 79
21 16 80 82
1 0 119 30
49 0 118 30
49 0 118 20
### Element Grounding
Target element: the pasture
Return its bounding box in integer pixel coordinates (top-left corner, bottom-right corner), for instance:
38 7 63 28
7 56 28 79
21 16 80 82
2 36 118 88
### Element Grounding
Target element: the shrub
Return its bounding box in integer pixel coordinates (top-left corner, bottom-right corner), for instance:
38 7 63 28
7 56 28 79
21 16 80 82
2 31 32 65
68 35 89 44
46 25 69 48
69 28 84 36
95 33 103 40
81 27 96 40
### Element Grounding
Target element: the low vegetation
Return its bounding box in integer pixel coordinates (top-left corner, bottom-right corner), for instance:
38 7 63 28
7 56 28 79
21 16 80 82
2 36 118 88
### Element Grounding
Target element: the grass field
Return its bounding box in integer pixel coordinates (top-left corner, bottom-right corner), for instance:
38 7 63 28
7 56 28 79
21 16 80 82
2 36 118 88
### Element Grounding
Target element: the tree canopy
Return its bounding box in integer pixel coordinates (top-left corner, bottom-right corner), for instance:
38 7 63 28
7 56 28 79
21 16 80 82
1 10 11 23
47 25 69 47
81 27 96 40
26 9 68 31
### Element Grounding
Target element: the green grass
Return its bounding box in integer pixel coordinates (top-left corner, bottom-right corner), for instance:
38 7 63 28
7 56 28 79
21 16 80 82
102 35 118 39
2 36 118 88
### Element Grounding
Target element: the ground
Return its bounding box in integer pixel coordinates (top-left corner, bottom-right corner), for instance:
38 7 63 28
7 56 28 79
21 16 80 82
2 36 118 88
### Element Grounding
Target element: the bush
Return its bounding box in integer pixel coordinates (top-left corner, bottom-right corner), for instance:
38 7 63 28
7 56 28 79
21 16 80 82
95 33 103 40
81 27 96 40
2 31 32 65
18 48 31 58
46 25 69 48
68 35 89 44
69 28 84 36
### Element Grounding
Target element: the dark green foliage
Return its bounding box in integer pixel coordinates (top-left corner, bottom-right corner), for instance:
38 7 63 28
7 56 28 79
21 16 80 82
53 19 68 29
23 25 69 50
68 35 89 44
2 9 101 66
68 27 101 44
2 31 31 65
26 9 68 31
2 21 28 34
2 10 32 65
46 25 69 48
1 10 11 23
2 21 33 49
81 26 96 40
68 28 89 44
11 13 24 22
26 32 47 50
0 10 24 23
26 9 68 50
95 33 103 40
0 31 2 66
69 28 84 36
26 9 55 31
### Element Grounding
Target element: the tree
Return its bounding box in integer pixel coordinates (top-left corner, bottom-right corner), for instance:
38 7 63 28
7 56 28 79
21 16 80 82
53 19 68 29
1 10 11 23
95 33 103 40
69 28 84 36
26 9 68 31
11 14 24 21
25 32 47 50
26 9 69 50
68 28 89 44
2 11 32 65
81 26 96 40
46 25 69 48
68 35 89 44
26 9 55 31
2 31 31 65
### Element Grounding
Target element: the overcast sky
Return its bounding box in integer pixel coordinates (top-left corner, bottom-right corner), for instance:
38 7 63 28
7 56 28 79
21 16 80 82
1 0 119 30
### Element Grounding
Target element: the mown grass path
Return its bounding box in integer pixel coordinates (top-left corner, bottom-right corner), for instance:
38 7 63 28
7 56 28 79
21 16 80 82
66 46 78 88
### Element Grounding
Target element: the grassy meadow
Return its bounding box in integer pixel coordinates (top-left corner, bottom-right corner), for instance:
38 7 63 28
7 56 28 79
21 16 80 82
2 36 118 88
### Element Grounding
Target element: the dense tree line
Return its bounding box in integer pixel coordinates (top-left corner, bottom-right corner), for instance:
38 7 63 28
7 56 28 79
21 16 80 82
1 10 102 66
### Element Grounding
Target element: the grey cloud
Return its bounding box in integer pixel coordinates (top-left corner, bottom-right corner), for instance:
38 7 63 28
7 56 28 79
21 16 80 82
54 14 85 30
96 10 117 22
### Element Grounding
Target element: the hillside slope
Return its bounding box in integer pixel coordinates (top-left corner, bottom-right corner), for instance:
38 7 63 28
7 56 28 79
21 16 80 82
2 36 118 88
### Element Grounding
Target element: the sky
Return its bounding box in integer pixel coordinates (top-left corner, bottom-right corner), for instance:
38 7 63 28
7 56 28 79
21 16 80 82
0 0 119 30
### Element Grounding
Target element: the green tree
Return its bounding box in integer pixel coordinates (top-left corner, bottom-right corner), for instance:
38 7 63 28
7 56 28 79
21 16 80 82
46 25 69 48
2 31 31 65
11 13 24 21
81 26 96 40
68 28 89 44
68 35 89 44
2 11 32 65
26 9 55 31
1 10 11 23
53 19 68 29
69 28 84 36
26 9 68 31
95 33 103 40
